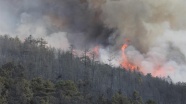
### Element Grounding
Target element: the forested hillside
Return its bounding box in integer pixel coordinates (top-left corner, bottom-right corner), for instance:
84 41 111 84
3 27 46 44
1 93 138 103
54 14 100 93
0 35 186 104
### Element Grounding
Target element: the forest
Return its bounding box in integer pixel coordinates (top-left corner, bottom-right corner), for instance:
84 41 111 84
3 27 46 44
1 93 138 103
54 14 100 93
0 35 185 104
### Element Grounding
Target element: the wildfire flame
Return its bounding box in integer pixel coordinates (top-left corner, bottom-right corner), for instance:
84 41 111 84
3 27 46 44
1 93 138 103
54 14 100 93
121 43 138 71
88 42 174 78
152 65 174 77
85 46 100 60
93 46 100 58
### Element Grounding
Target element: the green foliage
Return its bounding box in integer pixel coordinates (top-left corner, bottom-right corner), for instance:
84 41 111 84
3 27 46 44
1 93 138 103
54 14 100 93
19 79 33 102
55 80 79 98
0 62 15 78
0 96 7 104
31 78 55 96
131 91 143 104
40 97 49 104
0 63 33 104
0 62 86 104
112 92 131 104
0 76 8 104
97 95 107 104
0 77 8 104
55 80 86 104
145 100 157 104
31 78 45 92
0 35 185 104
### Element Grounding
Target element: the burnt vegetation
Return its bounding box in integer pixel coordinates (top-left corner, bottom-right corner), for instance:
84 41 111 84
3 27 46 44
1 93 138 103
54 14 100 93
0 35 185 104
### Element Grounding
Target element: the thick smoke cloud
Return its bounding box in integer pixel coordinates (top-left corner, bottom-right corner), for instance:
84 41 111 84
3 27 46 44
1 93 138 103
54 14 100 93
0 0 116 49
102 0 186 52
101 0 186 82
1 0 186 82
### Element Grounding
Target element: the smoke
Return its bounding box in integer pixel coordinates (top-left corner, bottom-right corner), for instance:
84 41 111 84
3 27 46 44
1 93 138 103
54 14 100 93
1 0 186 82
0 0 116 49
93 0 186 82
102 0 186 52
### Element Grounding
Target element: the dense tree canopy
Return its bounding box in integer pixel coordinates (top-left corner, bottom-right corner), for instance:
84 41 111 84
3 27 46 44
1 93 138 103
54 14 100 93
0 35 185 104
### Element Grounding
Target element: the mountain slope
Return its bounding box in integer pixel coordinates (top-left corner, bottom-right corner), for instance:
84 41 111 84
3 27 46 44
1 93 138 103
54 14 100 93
0 35 185 104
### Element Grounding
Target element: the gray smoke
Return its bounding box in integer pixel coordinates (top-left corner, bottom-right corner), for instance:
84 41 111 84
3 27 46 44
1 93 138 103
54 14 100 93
0 0 116 49
1 0 186 82
100 0 186 82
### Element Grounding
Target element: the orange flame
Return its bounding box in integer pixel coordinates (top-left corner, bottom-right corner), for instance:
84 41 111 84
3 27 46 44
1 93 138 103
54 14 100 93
87 46 100 59
121 44 138 71
93 46 100 58
152 65 174 77
90 41 175 78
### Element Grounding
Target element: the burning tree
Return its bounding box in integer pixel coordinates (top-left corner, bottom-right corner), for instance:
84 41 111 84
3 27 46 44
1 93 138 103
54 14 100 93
120 43 138 71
